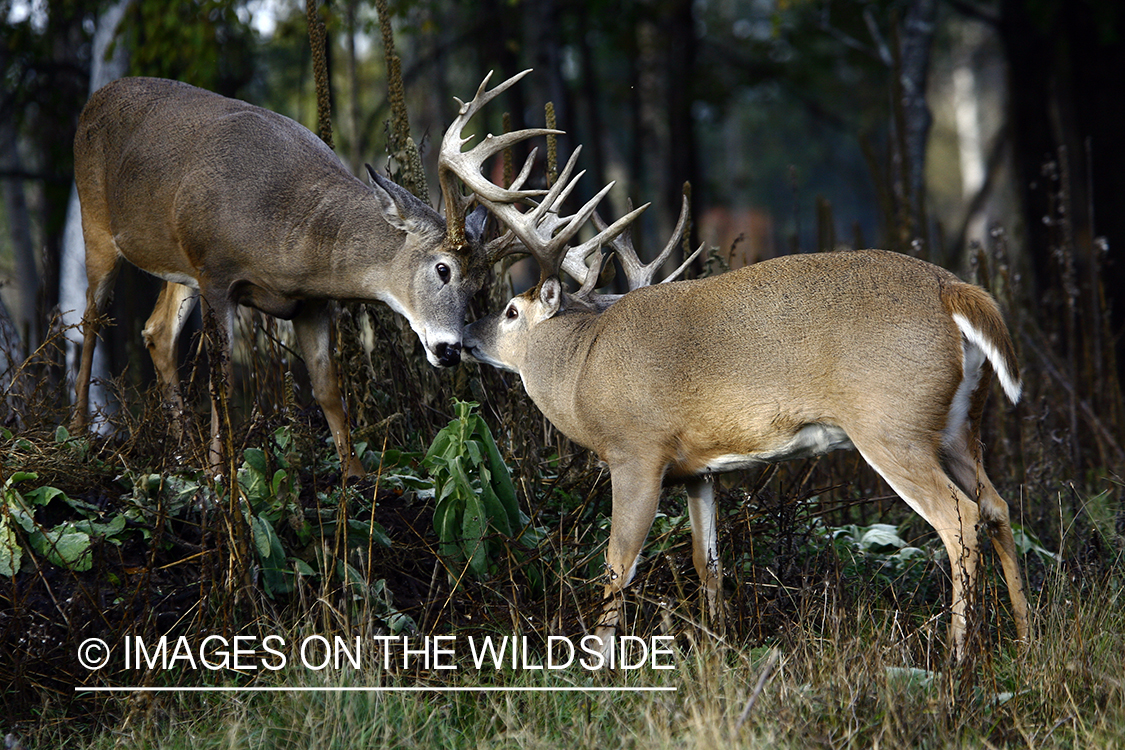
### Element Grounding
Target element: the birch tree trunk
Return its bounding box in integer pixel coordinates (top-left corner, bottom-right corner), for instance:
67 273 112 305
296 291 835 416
59 0 131 425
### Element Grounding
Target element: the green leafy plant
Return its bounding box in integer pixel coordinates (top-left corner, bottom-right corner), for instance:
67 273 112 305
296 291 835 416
235 429 309 598
422 400 536 579
826 522 929 580
1 471 129 576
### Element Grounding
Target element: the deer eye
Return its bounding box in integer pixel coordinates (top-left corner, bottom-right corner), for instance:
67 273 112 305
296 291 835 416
436 263 451 283
505 304 519 320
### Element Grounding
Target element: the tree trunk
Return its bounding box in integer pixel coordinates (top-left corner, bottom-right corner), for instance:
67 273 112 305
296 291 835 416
999 0 1125 464
895 0 937 249
59 0 131 422
0 118 36 347
665 0 700 266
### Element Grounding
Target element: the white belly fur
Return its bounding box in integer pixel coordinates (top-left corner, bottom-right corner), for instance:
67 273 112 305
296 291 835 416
701 423 854 473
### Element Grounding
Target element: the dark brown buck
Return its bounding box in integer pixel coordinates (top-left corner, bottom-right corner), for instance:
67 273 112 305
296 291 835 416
71 71 554 477
465 204 1030 659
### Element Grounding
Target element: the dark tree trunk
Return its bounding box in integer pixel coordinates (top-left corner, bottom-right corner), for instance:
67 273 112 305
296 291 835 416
897 0 937 248
998 0 1125 457
664 0 700 262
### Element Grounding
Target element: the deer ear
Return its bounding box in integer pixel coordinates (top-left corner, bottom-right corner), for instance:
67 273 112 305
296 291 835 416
465 205 489 244
366 165 443 234
538 276 562 316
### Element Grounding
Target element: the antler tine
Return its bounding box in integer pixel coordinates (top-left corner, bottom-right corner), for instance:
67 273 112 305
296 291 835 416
573 247 612 298
507 147 539 191
478 142 644 280
592 194 694 290
439 71 648 283
438 69 561 248
661 241 706 284
562 201 650 280
526 148 584 220
525 180 649 283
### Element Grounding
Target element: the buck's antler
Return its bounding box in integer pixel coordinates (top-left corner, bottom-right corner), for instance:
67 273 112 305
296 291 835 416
563 194 705 308
512 147 650 282
438 69 559 250
597 194 704 290
438 71 648 282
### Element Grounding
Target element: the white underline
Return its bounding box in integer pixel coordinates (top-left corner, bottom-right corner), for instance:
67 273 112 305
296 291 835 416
75 686 676 693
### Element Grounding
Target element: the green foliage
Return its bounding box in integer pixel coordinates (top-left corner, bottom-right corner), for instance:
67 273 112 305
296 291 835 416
234 427 399 601
0 424 401 608
0 470 128 575
0 428 134 576
120 0 256 93
826 521 929 579
236 430 305 598
422 400 538 580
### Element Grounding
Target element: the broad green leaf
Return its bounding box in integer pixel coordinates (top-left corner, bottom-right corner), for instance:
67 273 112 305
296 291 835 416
3 471 38 488
293 558 315 576
0 515 22 576
250 515 274 559
346 519 392 548
474 415 519 525
260 521 291 597
72 515 128 541
31 527 92 571
270 469 292 499
462 492 488 576
465 438 483 467
243 447 269 477
480 483 512 537
858 524 907 551
22 486 68 508
422 426 456 468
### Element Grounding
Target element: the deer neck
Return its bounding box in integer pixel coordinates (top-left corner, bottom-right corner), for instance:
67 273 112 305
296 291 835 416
293 178 419 302
519 309 602 447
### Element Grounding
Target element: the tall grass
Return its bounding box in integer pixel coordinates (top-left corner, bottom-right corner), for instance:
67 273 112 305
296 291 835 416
18 556 1123 749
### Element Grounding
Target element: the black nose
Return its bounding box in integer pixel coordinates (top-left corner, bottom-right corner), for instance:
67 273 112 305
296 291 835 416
435 341 462 367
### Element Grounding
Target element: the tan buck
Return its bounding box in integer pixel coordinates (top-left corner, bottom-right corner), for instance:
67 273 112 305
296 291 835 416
464 204 1031 658
71 71 558 477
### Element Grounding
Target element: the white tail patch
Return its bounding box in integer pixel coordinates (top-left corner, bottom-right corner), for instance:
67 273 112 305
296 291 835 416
945 340 984 449
952 313 1022 404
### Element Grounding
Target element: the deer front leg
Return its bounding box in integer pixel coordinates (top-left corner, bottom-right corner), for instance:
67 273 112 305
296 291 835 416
686 476 724 623
292 300 364 479
594 460 664 655
199 294 234 477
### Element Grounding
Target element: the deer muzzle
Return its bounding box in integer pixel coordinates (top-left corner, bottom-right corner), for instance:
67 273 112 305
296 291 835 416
433 340 462 368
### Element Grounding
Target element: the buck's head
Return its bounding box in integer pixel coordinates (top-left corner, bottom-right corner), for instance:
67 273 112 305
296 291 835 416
464 277 566 373
367 167 493 368
360 70 561 369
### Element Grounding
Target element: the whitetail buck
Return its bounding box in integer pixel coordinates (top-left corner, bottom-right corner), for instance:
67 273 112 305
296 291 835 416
71 71 566 477
463 197 1031 658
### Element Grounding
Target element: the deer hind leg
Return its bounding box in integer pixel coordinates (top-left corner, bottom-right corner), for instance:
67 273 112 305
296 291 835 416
851 435 984 660
142 282 198 440
594 459 665 652
72 227 124 431
685 476 723 623
942 431 1031 644
292 300 364 479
